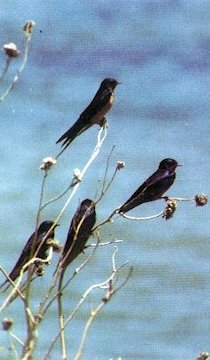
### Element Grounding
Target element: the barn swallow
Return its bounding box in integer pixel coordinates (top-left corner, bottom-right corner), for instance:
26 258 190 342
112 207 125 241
0 221 57 290
119 158 180 214
56 199 96 276
56 78 120 150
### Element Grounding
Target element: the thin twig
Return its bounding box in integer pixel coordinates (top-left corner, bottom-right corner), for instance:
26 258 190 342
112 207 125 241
87 239 123 247
62 233 100 292
120 210 164 221
40 184 71 211
92 208 118 232
9 332 24 346
57 270 67 360
43 248 130 360
0 57 11 82
0 32 30 102
37 129 108 325
43 126 107 243
163 195 195 202
74 260 132 360
101 144 116 193
0 250 53 313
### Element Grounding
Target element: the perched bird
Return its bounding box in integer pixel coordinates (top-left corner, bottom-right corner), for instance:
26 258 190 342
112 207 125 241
56 78 120 150
119 158 180 214
0 221 57 290
56 199 96 277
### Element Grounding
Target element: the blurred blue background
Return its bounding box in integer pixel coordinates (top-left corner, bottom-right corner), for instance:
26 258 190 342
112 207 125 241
0 1 210 359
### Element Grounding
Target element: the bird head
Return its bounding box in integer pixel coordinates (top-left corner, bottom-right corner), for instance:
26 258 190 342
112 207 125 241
38 221 59 234
101 78 120 90
159 158 181 172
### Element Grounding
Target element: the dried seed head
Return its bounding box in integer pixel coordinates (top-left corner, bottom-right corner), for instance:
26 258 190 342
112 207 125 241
195 194 208 207
116 161 125 170
73 168 82 181
34 262 45 276
2 317 13 331
23 20 36 39
3 43 20 58
39 157 57 171
197 352 209 360
162 199 177 220
70 168 82 187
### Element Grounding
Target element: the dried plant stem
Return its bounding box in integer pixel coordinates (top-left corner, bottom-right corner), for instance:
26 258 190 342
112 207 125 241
101 144 116 192
58 271 67 360
23 172 48 358
21 252 54 359
9 332 24 346
36 128 107 325
21 128 107 359
120 210 164 221
164 195 194 201
0 57 11 82
92 208 118 232
87 239 123 248
40 126 107 235
74 249 132 360
74 300 107 360
40 185 71 211
43 248 130 360
38 243 94 326
0 34 30 102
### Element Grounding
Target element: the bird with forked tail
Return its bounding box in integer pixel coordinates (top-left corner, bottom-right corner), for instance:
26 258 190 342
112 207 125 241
119 158 181 214
0 221 58 291
56 78 120 151
55 199 96 284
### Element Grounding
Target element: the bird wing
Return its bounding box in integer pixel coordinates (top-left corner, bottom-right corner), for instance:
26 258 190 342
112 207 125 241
135 168 170 196
5 232 35 282
56 116 92 145
119 168 172 213
56 88 113 146
127 168 169 200
5 229 50 283
59 203 96 269
81 88 113 119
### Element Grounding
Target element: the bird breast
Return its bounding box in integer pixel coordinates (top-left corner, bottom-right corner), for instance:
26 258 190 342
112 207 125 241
91 93 114 125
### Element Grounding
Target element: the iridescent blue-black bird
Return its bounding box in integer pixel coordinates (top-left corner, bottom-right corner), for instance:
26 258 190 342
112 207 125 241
0 221 57 290
119 158 180 214
56 78 120 150
56 199 96 277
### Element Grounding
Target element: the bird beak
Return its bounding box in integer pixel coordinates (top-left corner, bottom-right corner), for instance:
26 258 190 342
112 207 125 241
117 81 122 85
177 164 182 167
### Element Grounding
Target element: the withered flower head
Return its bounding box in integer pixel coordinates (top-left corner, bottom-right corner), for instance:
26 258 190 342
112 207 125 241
195 194 208 207
23 20 36 38
3 43 20 58
73 168 82 181
162 199 177 220
197 352 209 360
70 168 82 187
40 157 57 171
34 262 45 277
2 317 13 331
116 161 125 170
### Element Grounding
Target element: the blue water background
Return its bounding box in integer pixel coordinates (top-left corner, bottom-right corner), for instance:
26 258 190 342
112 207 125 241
0 1 210 359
